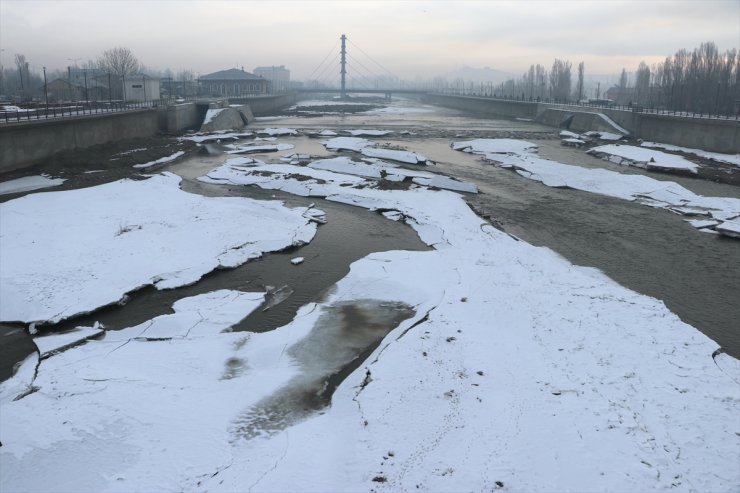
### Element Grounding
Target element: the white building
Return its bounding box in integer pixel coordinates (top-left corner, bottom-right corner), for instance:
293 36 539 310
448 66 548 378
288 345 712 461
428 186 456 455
253 65 290 93
123 74 160 102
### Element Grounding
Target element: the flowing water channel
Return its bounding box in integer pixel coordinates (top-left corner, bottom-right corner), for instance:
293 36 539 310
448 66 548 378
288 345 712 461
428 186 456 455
2 97 738 388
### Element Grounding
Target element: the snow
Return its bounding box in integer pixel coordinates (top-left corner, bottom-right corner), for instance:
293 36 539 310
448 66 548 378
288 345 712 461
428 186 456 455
589 144 699 173
132 150 185 169
561 137 586 146
323 136 373 152
257 127 298 136
34 326 104 358
363 106 434 115
347 129 393 136
207 156 477 195
290 257 304 265
0 175 65 195
452 138 538 156
453 139 740 235
715 218 740 238
224 143 295 154
361 147 427 164
1 143 739 492
0 353 38 405
584 130 625 141
0 173 317 324
641 141 740 167
202 108 226 125
178 131 253 143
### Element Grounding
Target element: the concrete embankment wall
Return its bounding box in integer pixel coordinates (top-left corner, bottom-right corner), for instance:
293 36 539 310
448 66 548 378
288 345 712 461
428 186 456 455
426 93 538 120
0 110 161 173
427 94 739 154
0 93 300 172
163 103 201 134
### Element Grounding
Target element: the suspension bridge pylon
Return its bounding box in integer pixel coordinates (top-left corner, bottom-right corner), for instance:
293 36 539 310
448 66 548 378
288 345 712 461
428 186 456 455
340 34 347 99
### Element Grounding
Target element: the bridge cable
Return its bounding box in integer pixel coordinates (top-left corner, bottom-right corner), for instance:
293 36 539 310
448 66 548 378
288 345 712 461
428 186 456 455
345 58 379 89
307 40 340 81
314 58 341 87
346 52 380 83
347 37 400 81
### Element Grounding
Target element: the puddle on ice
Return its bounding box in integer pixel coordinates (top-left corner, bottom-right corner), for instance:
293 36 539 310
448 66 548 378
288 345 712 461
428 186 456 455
231 299 415 440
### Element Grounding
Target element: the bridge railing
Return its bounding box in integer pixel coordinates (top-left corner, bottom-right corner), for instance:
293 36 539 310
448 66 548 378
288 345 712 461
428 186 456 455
0 97 198 125
430 89 739 121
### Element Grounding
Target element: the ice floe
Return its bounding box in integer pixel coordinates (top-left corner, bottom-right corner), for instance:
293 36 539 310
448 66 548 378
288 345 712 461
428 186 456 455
132 150 185 169
34 326 104 359
452 138 538 156
589 144 699 173
224 143 295 154
453 139 739 236
0 175 66 195
0 172 316 324
178 131 253 143
2 144 739 492
360 147 427 165
323 136 373 152
257 127 298 136
641 141 740 167
347 129 393 137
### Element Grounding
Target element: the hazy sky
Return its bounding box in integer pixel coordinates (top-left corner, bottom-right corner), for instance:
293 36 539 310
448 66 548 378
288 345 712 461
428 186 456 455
1 0 738 80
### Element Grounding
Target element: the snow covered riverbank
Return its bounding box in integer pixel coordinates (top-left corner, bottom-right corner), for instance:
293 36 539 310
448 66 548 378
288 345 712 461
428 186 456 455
0 137 738 492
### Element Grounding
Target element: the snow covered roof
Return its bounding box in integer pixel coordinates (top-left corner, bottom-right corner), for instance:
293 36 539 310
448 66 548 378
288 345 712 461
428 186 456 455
199 68 266 81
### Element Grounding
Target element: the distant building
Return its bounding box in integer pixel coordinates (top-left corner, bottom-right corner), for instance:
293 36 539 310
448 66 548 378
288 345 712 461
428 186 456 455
605 85 633 106
198 68 270 97
122 74 160 102
253 65 290 93
45 79 83 102
65 67 111 101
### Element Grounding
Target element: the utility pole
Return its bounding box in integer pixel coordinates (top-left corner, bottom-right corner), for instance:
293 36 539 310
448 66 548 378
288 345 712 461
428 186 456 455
340 34 347 100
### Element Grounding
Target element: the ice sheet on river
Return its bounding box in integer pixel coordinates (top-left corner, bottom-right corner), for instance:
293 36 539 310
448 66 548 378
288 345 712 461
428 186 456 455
589 144 699 173
0 172 317 324
1 150 738 491
202 158 740 491
641 141 740 167
453 139 739 236
0 175 66 195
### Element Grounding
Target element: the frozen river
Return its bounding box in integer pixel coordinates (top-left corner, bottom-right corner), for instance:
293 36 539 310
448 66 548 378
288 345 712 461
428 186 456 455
1 96 738 493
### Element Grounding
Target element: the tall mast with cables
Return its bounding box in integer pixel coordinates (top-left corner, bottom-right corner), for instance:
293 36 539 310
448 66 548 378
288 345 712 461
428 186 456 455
340 34 347 99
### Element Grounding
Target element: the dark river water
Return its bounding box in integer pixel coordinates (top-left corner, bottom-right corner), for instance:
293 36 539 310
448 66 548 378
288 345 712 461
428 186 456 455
1 97 738 383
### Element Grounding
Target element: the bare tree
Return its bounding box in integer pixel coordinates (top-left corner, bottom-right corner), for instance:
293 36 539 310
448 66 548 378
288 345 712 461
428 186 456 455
618 68 628 89
549 59 572 102
97 47 141 77
575 62 585 101
634 62 651 105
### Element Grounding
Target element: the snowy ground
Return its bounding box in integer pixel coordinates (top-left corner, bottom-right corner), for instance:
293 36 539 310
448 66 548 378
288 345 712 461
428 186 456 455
0 172 317 324
454 139 740 237
1 136 738 492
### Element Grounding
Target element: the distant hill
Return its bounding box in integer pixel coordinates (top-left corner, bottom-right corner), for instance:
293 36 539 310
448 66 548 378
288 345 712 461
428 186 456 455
441 66 513 84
